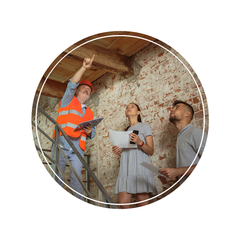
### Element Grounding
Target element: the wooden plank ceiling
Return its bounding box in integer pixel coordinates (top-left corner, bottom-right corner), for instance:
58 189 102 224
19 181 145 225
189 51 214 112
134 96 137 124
37 32 157 98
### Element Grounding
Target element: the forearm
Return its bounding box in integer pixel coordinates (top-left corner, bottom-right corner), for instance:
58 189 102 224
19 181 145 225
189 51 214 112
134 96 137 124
139 142 154 156
72 66 87 84
159 165 197 179
176 165 196 177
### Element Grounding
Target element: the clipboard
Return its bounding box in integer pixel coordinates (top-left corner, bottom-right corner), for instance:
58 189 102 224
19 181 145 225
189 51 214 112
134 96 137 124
109 130 137 148
140 162 171 180
74 117 104 131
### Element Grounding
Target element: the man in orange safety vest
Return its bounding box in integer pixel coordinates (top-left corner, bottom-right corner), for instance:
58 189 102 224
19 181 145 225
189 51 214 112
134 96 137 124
52 55 96 200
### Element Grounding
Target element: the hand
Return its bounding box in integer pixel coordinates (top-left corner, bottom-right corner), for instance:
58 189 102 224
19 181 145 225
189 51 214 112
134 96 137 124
159 168 179 179
129 133 142 145
83 125 93 137
158 176 170 184
158 175 176 184
112 145 121 156
82 55 95 69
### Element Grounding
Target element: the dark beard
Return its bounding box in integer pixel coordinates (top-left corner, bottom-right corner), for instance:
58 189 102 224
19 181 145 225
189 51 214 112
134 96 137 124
169 115 180 125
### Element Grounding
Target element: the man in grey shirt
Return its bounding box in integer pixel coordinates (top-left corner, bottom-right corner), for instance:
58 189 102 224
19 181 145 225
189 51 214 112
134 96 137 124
158 100 207 184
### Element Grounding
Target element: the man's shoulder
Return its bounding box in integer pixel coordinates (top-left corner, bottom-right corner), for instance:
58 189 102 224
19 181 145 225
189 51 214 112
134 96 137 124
180 124 204 138
186 124 207 143
85 105 94 115
189 125 207 135
86 105 93 110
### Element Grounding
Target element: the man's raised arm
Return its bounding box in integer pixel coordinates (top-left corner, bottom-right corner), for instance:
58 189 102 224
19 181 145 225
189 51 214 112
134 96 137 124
72 55 95 84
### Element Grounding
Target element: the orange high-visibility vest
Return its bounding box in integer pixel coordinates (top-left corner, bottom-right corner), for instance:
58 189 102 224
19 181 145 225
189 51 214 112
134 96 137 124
52 96 94 151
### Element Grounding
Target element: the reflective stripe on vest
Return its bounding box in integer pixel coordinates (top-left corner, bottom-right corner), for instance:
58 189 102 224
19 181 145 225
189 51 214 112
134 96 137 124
52 96 94 151
59 124 90 138
58 109 84 118
60 122 78 129
81 136 86 142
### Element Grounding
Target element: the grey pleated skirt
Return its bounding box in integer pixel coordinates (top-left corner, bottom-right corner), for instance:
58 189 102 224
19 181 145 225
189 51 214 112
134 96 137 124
114 147 157 195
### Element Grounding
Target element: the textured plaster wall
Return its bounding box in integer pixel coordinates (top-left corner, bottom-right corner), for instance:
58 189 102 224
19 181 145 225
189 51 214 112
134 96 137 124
32 41 209 205
86 41 209 203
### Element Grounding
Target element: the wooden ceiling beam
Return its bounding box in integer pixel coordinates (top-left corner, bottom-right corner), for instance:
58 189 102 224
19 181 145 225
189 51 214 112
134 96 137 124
38 33 156 98
36 78 67 99
64 43 134 78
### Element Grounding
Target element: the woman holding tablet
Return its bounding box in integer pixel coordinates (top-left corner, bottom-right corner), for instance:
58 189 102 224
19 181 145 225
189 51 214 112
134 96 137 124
112 103 157 208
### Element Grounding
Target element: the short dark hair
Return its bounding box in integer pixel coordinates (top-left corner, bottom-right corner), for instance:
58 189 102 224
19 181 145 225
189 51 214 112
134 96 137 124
172 100 194 120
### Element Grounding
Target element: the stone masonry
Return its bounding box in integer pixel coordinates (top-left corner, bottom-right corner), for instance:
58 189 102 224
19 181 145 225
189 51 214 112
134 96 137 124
32 40 209 206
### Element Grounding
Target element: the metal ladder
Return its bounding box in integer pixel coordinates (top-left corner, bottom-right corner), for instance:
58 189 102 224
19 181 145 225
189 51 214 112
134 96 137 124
32 102 118 209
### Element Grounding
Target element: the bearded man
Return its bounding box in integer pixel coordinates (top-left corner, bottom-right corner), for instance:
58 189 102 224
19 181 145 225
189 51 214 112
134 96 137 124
158 100 208 185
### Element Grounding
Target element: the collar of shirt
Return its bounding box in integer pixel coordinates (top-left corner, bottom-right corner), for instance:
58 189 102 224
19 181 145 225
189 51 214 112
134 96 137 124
81 103 87 109
178 123 192 137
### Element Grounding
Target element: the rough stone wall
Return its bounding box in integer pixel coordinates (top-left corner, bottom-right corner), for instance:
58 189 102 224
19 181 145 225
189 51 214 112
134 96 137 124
32 41 209 205
87 41 209 203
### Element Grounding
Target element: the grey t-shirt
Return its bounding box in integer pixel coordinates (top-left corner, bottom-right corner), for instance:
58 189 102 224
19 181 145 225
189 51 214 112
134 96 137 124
176 123 207 169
